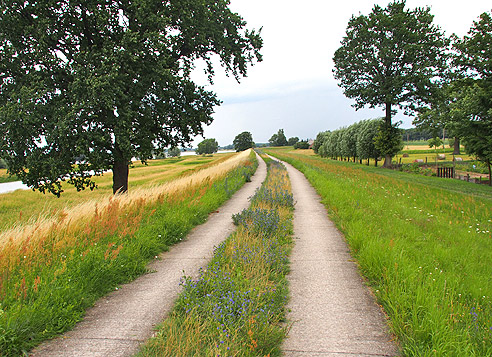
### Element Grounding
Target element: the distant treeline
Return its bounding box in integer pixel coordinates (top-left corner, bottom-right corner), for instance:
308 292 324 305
401 128 437 141
313 119 385 166
314 120 446 166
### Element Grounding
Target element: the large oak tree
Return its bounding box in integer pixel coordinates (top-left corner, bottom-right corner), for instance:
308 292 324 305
233 131 253 152
333 0 448 167
0 0 262 195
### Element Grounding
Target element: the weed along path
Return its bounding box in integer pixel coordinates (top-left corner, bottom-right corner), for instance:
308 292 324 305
279 159 399 356
30 155 267 357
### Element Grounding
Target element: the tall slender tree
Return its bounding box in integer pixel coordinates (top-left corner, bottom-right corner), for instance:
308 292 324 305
333 0 449 167
0 0 262 195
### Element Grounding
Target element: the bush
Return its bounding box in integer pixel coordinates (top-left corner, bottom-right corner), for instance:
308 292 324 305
0 158 7 169
168 147 181 157
399 163 434 176
294 140 310 149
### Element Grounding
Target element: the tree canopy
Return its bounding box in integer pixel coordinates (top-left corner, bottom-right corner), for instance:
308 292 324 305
333 0 449 167
317 119 383 166
167 147 181 158
196 138 218 155
0 0 262 195
269 129 288 147
233 131 254 152
450 11 492 183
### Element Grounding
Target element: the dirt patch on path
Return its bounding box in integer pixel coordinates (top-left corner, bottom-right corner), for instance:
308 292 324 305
30 156 267 357
279 159 399 356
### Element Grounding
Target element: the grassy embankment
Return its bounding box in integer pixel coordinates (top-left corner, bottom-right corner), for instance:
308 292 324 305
0 150 256 356
0 153 235 230
266 147 492 356
138 155 294 357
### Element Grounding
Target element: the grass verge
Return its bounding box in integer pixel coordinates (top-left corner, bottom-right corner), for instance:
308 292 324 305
0 150 256 356
138 157 294 357
266 148 492 356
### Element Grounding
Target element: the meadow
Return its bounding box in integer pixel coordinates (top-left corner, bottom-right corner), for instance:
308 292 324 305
0 150 256 356
266 147 492 356
138 155 294 356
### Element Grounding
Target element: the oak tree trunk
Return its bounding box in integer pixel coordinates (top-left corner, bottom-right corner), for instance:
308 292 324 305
382 102 393 168
383 154 392 168
113 160 129 194
453 137 461 155
488 160 491 187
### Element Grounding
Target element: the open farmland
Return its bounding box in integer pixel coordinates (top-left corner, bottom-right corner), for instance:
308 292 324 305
266 147 492 355
0 153 235 230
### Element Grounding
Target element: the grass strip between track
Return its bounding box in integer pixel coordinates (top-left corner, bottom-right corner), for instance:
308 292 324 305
138 155 294 356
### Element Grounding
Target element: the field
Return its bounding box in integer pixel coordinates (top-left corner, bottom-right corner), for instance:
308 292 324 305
398 143 472 166
0 150 256 355
0 153 234 230
266 147 492 356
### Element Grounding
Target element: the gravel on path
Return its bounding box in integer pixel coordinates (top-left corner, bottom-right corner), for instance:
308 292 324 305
279 159 399 357
30 155 267 357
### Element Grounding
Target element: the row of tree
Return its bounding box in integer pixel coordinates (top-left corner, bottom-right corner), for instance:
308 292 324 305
333 1 491 181
268 129 309 148
194 128 310 155
313 119 397 166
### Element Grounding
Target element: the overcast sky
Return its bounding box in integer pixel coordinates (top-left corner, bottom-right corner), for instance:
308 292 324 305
191 0 491 147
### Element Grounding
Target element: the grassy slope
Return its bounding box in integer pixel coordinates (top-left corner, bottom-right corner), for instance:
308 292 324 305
0 152 255 356
266 147 492 356
0 154 234 230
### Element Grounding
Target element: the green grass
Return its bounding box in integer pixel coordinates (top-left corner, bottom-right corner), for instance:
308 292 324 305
138 157 294 356
266 148 492 356
401 148 455 155
0 152 257 356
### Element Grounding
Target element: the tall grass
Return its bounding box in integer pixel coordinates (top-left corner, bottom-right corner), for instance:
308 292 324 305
138 157 294 357
266 148 492 356
0 150 256 356
0 153 235 230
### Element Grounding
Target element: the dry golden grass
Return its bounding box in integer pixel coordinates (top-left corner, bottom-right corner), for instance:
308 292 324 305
0 153 235 230
0 150 251 269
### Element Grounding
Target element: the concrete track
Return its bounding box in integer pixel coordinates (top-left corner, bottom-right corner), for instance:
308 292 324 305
280 159 399 356
30 156 267 357
31 155 399 356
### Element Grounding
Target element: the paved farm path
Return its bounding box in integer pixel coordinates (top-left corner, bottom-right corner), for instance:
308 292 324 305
31 156 267 357
279 159 399 356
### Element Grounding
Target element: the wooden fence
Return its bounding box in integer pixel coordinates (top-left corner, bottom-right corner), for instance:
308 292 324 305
437 167 454 178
